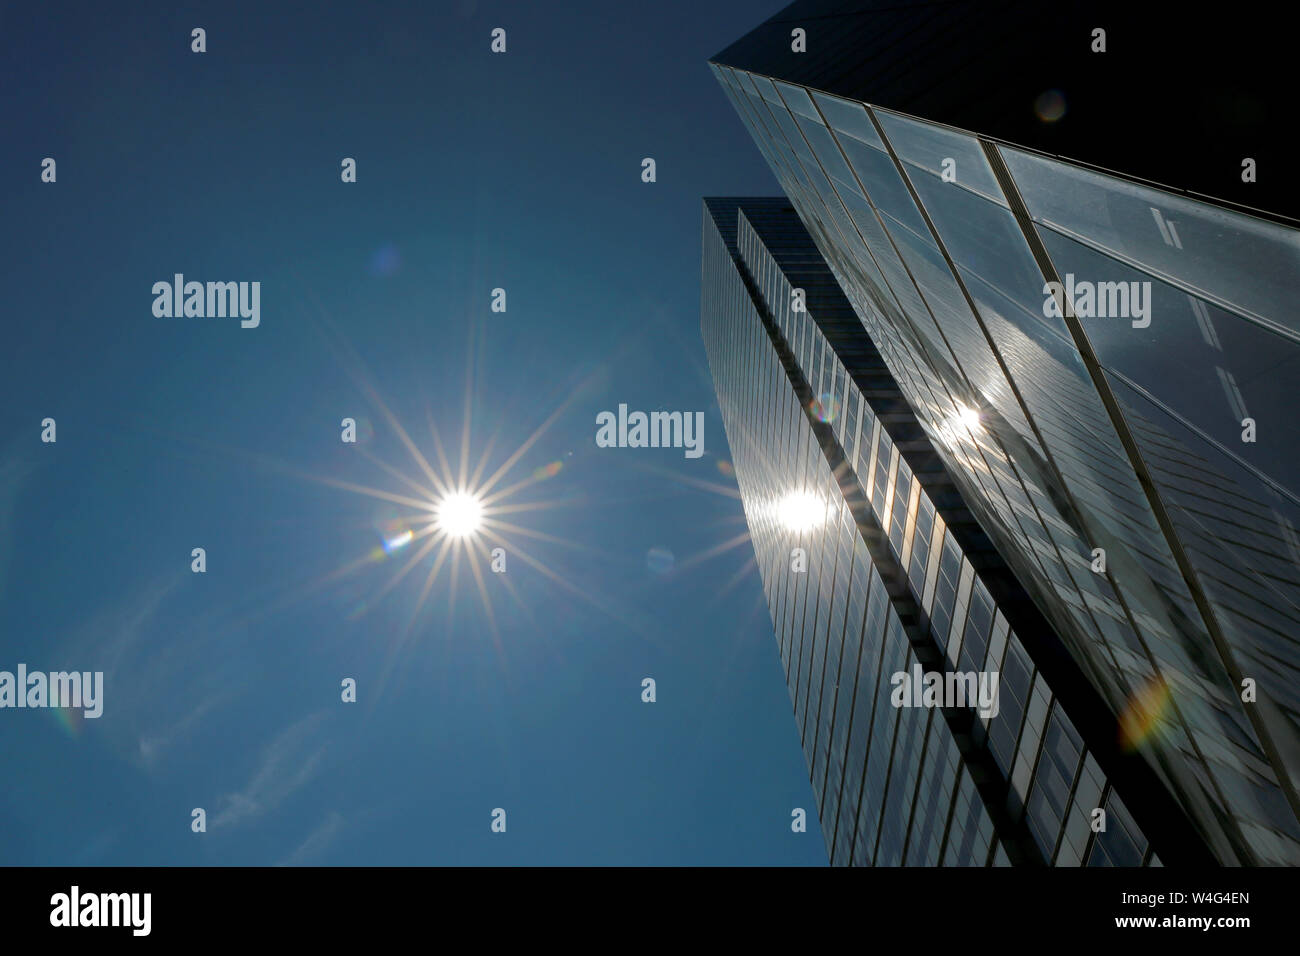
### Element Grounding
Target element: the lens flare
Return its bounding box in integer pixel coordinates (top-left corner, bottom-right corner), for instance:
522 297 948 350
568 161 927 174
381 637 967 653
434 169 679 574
52 705 83 737
382 529 413 553
1118 675 1173 751
368 242 402 277
375 515 414 555
809 393 840 424
1034 89 1067 123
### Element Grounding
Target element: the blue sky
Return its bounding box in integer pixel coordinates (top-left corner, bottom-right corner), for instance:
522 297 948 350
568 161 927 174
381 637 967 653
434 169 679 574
0 0 830 865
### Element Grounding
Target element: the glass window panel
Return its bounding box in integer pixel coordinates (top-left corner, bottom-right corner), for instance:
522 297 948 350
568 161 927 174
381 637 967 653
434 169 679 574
874 107 1004 203
811 90 886 148
1039 227 1300 500
1001 144 1300 335
832 131 932 240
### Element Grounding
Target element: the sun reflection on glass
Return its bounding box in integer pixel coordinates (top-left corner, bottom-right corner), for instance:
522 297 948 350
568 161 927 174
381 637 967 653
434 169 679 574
777 491 830 532
956 403 982 431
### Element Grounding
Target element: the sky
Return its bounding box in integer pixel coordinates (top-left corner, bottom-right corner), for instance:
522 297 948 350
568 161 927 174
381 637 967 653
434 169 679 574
0 0 832 865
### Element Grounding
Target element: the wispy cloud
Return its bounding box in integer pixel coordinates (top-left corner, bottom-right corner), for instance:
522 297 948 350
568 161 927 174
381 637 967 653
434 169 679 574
212 711 330 829
56 575 221 762
278 811 344 866
136 690 227 767
57 573 258 771
88 578 182 687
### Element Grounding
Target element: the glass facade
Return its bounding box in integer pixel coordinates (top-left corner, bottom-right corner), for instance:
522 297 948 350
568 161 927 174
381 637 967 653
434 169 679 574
703 199 1161 866
702 42 1300 865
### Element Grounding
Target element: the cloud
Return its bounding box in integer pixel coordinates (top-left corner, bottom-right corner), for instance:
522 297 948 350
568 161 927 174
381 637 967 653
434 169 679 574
212 711 329 829
279 811 345 866
136 690 226 767
89 579 182 686
55 575 213 764
57 574 251 772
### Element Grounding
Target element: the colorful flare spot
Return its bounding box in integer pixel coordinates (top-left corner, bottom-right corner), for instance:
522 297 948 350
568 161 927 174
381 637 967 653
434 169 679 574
716 460 734 476
375 515 413 555
383 529 413 553
532 460 563 480
1118 675 1172 751
52 705 83 737
810 393 840 424
368 242 402 277
1034 89 1067 123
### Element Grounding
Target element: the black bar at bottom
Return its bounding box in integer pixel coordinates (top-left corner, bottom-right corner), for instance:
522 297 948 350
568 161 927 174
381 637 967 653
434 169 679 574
0 866 1281 942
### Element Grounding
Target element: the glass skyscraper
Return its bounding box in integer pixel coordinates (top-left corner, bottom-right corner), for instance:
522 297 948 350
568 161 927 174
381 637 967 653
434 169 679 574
702 2 1300 866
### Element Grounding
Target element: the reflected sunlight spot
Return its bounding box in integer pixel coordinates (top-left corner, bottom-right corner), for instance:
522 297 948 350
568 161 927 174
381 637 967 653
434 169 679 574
777 491 830 532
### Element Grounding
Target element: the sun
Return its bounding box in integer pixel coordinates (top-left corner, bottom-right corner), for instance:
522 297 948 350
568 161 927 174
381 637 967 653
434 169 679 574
435 491 484 538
